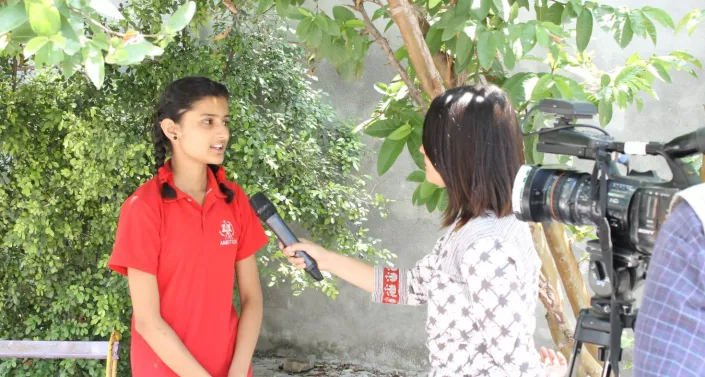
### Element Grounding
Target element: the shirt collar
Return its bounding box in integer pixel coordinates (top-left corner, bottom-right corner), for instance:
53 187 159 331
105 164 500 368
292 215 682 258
157 159 227 201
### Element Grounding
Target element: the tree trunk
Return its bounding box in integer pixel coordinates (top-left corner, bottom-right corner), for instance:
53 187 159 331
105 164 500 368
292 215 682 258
543 222 601 361
387 0 445 99
539 273 603 377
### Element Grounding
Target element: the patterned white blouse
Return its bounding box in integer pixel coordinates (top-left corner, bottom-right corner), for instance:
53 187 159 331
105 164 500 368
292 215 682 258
372 213 545 377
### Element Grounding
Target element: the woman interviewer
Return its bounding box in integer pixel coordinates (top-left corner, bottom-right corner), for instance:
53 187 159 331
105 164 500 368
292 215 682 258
281 84 567 376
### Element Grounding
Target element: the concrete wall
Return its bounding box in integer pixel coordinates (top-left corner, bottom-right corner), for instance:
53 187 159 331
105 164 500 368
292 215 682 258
257 0 705 372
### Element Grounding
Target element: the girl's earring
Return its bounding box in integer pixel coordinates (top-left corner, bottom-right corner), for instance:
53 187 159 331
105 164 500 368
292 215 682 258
173 136 177 140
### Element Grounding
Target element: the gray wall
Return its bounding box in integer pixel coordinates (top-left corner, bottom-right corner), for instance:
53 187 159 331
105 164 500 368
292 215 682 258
257 0 705 372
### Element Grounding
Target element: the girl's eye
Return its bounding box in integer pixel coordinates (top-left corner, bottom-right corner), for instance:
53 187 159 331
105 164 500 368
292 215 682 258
203 119 212 125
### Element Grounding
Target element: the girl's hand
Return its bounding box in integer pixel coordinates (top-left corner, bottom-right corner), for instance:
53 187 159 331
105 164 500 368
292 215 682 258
540 347 568 377
279 239 331 271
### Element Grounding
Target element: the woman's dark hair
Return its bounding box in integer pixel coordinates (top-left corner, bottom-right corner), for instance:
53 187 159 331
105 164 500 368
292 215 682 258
422 84 524 228
152 76 234 203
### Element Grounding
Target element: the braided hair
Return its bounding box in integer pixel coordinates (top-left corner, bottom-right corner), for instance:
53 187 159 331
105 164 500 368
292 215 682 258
152 77 234 203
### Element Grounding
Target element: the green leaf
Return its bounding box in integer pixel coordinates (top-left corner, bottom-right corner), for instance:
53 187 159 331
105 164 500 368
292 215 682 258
0 2 28 36
598 99 612 126
60 54 81 78
388 123 412 140
23 36 49 57
535 25 550 47
324 16 341 36
59 15 81 55
492 0 511 21
640 10 657 44
437 190 449 211
553 76 573 98
34 40 64 67
670 51 702 69
426 190 441 212
531 74 553 100
561 2 576 24
477 30 496 70
628 11 646 38
333 6 356 22
455 31 474 68
419 181 437 199
275 0 289 17
429 0 443 8
28 2 61 36
344 19 366 29
503 42 516 70
365 119 402 138
407 132 425 170
576 9 593 52
164 1 196 33
650 61 672 84
676 9 703 35
616 18 634 48
614 65 641 85
601 74 611 86
642 6 675 29
544 2 564 25
616 91 628 109
377 138 406 176
88 0 124 20
520 22 536 54
257 0 273 14
471 0 492 20
407 171 426 183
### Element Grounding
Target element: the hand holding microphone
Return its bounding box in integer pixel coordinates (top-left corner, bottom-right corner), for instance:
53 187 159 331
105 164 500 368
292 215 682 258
249 193 325 281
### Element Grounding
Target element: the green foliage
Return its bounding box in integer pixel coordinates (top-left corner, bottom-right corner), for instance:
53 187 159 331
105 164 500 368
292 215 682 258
0 0 197 88
0 5 391 376
262 0 703 212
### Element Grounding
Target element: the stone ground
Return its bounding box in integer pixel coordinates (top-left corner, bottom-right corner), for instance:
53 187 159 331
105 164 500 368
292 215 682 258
251 355 427 377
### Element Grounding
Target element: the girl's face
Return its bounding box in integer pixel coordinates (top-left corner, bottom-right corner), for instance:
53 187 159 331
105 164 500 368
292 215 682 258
162 96 231 166
420 145 445 187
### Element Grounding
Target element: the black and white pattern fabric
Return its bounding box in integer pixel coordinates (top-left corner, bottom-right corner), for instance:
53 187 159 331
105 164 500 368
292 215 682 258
373 213 545 377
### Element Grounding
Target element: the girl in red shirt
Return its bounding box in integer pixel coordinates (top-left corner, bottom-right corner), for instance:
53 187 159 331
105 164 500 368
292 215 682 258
109 77 269 377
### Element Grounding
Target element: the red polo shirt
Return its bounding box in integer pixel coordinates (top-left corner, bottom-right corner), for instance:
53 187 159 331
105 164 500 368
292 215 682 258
108 161 269 377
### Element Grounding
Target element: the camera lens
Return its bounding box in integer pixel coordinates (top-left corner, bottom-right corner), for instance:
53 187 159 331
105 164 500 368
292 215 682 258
512 166 595 226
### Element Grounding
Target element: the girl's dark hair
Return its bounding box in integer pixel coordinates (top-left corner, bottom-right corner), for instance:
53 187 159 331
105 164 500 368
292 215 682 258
422 84 524 228
152 76 234 203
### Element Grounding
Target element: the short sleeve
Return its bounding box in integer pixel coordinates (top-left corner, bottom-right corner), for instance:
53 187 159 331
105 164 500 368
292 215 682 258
231 185 269 262
108 195 161 276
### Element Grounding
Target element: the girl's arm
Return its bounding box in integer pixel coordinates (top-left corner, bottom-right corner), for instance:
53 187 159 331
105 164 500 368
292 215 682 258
228 254 263 377
128 268 212 377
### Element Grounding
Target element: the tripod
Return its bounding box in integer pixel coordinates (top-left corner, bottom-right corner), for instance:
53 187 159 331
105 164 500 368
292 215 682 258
566 297 638 377
566 149 646 377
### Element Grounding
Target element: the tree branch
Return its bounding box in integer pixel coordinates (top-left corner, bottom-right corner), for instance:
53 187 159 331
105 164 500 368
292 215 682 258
70 9 158 38
386 0 445 99
355 2 428 111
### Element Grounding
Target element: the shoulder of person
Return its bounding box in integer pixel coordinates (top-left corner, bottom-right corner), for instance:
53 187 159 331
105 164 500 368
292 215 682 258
119 176 162 214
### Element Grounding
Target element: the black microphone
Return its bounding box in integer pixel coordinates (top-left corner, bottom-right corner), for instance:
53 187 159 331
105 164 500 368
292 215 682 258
249 192 324 281
664 127 705 158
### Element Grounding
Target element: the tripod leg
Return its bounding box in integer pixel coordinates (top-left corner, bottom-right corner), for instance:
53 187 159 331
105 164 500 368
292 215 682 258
567 310 589 377
601 360 611 377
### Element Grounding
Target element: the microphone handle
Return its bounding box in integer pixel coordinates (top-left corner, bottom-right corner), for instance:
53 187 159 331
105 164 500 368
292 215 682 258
265 215 324 281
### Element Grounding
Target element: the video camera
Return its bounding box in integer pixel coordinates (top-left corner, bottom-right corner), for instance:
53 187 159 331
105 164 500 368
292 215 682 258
511 99 705 376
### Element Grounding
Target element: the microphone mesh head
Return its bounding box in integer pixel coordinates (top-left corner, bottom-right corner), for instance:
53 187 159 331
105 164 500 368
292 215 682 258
249 192 278 220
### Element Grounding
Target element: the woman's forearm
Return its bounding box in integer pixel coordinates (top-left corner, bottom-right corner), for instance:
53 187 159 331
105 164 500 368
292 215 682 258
230 297 263 376
137 318 211 377
325 252 375 293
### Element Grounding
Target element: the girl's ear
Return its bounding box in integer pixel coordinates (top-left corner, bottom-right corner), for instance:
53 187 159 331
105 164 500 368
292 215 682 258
160 118 179 140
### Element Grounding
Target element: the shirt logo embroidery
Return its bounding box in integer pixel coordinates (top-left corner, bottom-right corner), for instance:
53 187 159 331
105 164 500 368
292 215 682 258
219 220 238 246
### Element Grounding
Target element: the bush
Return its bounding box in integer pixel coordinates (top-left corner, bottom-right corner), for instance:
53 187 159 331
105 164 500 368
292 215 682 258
0 18 391 376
